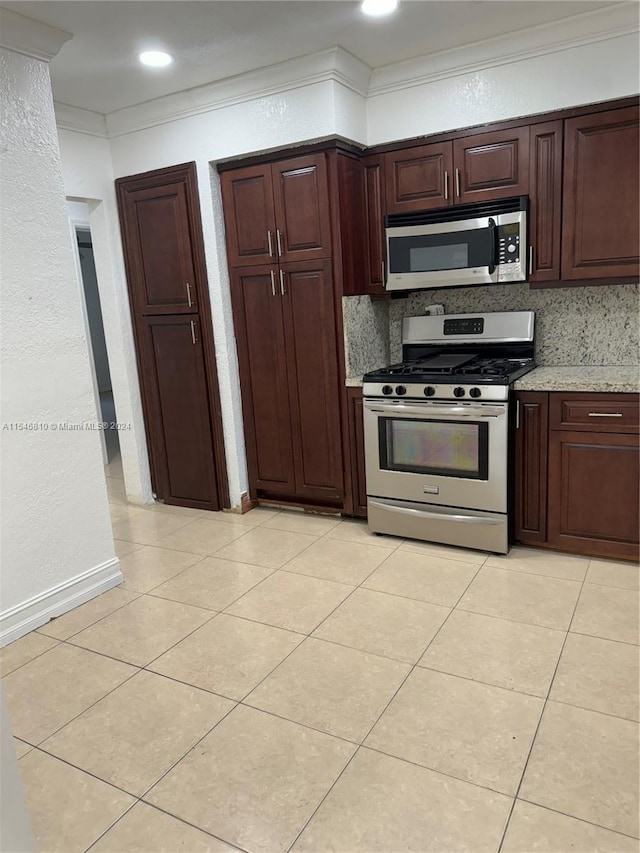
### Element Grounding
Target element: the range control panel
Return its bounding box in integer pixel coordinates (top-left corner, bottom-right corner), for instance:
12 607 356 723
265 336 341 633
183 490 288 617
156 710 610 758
443 317 484 336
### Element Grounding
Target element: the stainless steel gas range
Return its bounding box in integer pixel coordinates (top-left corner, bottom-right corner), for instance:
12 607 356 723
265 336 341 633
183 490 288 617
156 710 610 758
363 311 535 554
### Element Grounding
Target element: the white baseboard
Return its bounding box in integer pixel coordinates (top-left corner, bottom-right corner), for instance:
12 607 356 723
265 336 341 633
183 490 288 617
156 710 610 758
0 557 123 647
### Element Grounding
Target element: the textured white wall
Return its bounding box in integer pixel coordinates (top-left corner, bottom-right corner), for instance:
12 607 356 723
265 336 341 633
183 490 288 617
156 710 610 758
0 47 119 641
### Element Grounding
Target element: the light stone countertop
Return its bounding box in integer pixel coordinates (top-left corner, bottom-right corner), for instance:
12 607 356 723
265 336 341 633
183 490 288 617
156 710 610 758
345 377 364 388
514 366 640 394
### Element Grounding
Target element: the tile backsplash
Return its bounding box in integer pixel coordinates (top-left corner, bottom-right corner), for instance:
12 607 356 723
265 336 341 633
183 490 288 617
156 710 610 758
343 282 639 380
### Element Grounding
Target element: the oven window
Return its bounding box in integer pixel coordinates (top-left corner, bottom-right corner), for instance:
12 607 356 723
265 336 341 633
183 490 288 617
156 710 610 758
388 227 492 274
379 417 489 480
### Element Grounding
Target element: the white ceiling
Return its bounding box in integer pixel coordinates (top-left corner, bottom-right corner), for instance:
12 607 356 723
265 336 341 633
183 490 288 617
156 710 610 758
5 0 618 114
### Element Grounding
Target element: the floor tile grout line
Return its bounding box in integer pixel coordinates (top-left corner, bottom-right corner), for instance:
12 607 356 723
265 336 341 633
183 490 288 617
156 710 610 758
544 696 640 725
564 627 640 647
127 551 210 595
82 797 140 853
2 637 64 677
36 588 145 644
454 603 574 633
496 565 589 853
514 796 640 842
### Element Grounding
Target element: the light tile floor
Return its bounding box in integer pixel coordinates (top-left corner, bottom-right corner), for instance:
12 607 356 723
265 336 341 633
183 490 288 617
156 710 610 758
2 474 639 852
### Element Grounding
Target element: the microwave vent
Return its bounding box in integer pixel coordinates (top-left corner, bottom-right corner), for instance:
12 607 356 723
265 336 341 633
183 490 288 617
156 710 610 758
385 195 528 228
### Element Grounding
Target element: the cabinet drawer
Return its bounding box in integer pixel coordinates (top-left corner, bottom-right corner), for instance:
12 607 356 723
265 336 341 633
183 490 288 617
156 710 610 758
550 393 639 433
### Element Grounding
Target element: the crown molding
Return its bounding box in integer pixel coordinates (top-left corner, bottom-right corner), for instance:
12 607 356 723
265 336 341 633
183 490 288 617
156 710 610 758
369 2 639 96
54 102 108 138
105 46 371 138
0 7 71 62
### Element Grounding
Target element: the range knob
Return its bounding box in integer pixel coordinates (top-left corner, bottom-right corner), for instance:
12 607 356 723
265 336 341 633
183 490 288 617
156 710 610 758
423 386 436 397
395 385 407 396
469 387 482 398
381 385 393 396
453 387 465 398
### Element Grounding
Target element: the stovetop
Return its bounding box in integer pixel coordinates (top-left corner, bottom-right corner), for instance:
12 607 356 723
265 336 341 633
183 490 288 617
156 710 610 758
366 355 535 385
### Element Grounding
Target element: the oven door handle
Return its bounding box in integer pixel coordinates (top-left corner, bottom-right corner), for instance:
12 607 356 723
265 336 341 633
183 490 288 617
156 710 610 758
363 402 506 419
368 500 504 525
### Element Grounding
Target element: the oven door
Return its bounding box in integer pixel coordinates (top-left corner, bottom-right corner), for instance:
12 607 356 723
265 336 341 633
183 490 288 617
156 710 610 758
363 399 508 513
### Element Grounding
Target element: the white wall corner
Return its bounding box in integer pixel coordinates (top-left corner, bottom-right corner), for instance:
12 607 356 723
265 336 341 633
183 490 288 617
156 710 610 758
105 46 372 138
0 557 122 646
369 1 640 96
54 102 108 138
0 7 72 61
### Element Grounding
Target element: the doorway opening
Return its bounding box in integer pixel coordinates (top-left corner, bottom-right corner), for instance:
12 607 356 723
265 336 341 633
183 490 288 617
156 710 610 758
74 227 124 498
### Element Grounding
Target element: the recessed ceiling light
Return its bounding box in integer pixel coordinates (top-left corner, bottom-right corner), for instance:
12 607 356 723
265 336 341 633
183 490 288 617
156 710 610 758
361 0 399 17
138 51 173 68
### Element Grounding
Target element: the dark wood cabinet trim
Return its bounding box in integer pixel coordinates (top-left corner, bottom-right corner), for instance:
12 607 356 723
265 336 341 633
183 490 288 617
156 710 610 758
116 162 229 509
528 121 563 282
346 387 367 517
514 392 549 544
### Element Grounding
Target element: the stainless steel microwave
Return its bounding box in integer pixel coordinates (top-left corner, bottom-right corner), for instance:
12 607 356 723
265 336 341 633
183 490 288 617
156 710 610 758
385 196 528 292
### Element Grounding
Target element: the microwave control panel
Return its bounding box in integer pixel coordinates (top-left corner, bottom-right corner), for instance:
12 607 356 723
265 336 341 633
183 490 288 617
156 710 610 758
497 222 524 282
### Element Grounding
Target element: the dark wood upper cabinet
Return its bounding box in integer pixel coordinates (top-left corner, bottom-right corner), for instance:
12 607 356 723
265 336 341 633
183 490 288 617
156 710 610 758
272 155 332 262
529 121 563 283
141 315 219 508
117 171 201 314
230 265 296 496
514 392 549 544
281 259 343 503
385 142 453 213
220 165 276 267
453 127 530 204
363 155 387 294
561 106 639 280
221 154 331 268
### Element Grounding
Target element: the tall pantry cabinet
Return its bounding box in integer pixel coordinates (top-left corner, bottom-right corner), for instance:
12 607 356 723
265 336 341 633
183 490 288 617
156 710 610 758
220 146 365 508
116 162 228 510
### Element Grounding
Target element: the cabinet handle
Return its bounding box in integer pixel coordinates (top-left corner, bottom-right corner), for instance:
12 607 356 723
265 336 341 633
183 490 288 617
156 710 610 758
381 259 385 285
186 282 193 307
270 269 276 296
516 399 520 429
455 168 460 198
279 269 286 295
444 170 448 201
267 230 273 258
190 320 197 345
528 246 534 276
276 229 283 257
588 412 623 417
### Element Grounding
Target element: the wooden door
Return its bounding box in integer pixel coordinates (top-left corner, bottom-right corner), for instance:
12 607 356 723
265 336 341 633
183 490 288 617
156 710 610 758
363 155 386 294
514 392 549 544
548 430 640 560
529 121 563 283
117 171 200 314
230 265 295 496
453 127 529 204
384 143 453 213
561 106 639 280
220 165 277 267
280 259 343 504
141 316 219 509
272 155 332 262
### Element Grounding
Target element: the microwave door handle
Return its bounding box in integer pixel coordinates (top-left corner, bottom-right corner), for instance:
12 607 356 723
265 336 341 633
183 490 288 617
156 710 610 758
487 218 497 276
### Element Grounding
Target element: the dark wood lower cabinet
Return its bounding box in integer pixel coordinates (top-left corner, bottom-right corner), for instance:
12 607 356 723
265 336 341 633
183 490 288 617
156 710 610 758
231 261 343 506
141 315 220 509
514 392 548 544
548 430 639 560
346 387 367 517
515 391 639 561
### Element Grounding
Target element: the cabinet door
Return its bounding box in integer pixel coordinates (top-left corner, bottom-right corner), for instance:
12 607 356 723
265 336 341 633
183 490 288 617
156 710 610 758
230 266 296 496
141 316 219 509
529 121 563 283
561 106 639 280
548 430 640 560
514 392 549 544
272 155 332 262
347 388 367 517
453 127 530 204
281 260 343 504
117 176 199 314
384 143 453 213
220 165 277 267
